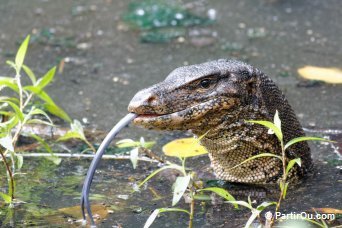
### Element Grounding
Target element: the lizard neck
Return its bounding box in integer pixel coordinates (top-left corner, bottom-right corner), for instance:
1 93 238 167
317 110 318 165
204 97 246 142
196 105 284 184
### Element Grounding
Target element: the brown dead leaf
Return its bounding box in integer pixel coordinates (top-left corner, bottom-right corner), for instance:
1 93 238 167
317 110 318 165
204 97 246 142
310 208 342 214
298 66 342 84
58 204 109 223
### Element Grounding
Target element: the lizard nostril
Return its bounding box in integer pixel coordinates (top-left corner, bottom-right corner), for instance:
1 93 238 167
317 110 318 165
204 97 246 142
147 96 157 104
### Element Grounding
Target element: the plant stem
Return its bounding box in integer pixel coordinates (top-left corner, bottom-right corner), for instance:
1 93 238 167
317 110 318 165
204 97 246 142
0 148 15 201
84 139 96 153
188 191 195 228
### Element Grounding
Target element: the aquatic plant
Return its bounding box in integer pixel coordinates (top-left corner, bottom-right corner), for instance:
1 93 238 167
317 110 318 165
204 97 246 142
0 35 71 204
137 111 332 228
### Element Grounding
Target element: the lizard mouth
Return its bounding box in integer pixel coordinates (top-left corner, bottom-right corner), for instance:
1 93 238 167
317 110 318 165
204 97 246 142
132 98 236 129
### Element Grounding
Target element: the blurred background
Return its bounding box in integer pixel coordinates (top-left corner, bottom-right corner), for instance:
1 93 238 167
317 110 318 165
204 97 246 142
0 0 340 134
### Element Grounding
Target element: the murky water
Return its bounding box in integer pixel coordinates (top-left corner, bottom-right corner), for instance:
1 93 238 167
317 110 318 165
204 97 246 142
0 0 341 227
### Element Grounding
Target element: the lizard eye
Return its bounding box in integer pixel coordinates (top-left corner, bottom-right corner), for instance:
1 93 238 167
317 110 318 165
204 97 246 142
200 79 211 89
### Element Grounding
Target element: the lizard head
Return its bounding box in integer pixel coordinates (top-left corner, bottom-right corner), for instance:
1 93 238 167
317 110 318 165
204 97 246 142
128 59 261 134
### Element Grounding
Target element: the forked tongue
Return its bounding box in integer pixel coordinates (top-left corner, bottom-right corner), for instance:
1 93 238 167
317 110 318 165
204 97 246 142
80 113 137 226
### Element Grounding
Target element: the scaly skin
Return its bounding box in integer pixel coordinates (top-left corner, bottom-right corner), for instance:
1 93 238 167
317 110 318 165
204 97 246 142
128 59 312 184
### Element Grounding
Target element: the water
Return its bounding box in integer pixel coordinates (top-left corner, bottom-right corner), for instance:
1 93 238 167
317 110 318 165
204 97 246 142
0 0 341 227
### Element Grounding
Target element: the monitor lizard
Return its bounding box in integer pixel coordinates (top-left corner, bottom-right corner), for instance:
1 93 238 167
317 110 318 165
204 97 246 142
128 59 312 184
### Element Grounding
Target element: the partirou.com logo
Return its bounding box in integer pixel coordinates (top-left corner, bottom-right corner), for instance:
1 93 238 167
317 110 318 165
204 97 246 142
264 211 335 220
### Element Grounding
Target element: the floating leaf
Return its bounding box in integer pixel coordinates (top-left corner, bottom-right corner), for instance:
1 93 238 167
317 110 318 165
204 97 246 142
58 204 109 222
162 137 208 158
298 66 342 84
172 175 191 206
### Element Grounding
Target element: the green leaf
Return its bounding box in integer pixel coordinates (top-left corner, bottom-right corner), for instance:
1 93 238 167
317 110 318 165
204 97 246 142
256 201 277 211
70 119 85 136
6 60 16 70
22 65 37 84
284 136 335 150
0 192 12 204
228 153 282 171
116 138 156 149
199 187 237 208
44 103 71 122
28 134 52 153
57 131 83 141
0 134 14 152
130 147 139 169
26 119 54 126
15 35 30 73
279 182 289 199
29 134 61 165
0 100 24 121
15 154 24 170
23 86 54 104
246 120 283 142
286 158 301 175
172 175 191 206
36 66 56 89
226 200 253 210
45 155 62 165
0 77 19 93
24 107 54 125
138 164 185 188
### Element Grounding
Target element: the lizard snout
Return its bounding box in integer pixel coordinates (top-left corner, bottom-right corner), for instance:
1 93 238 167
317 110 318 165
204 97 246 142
128 89 160 114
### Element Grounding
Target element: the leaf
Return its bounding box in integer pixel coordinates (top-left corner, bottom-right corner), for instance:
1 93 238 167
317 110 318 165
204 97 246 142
199 187 237 208
25 107 54 125
44 103 71 122
245 209 261 228
284 136 335 150
298 66 342 84
0 100 24 121
310 208 342 214
285 158 301 175
130 147 139 169
45 155 62 165
0 192 12 204
15 154 24 170
0 77 19 93
172 175 191 206
57 131 83 141
23 86 54 104
15 35 30 73
143 208 190 228
226 200 253 210
70 119 85 137
22 65 36 84
116 139 155 149
144 209 160 228
228 153 282 171
162 137 208 158
29 134 52 153
138 164 185 188
58 204 109 223
279 182 289 199
246 120 283 142
0 134 14 152
36 66 56 89
256 201 277 211
273 110 281 132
